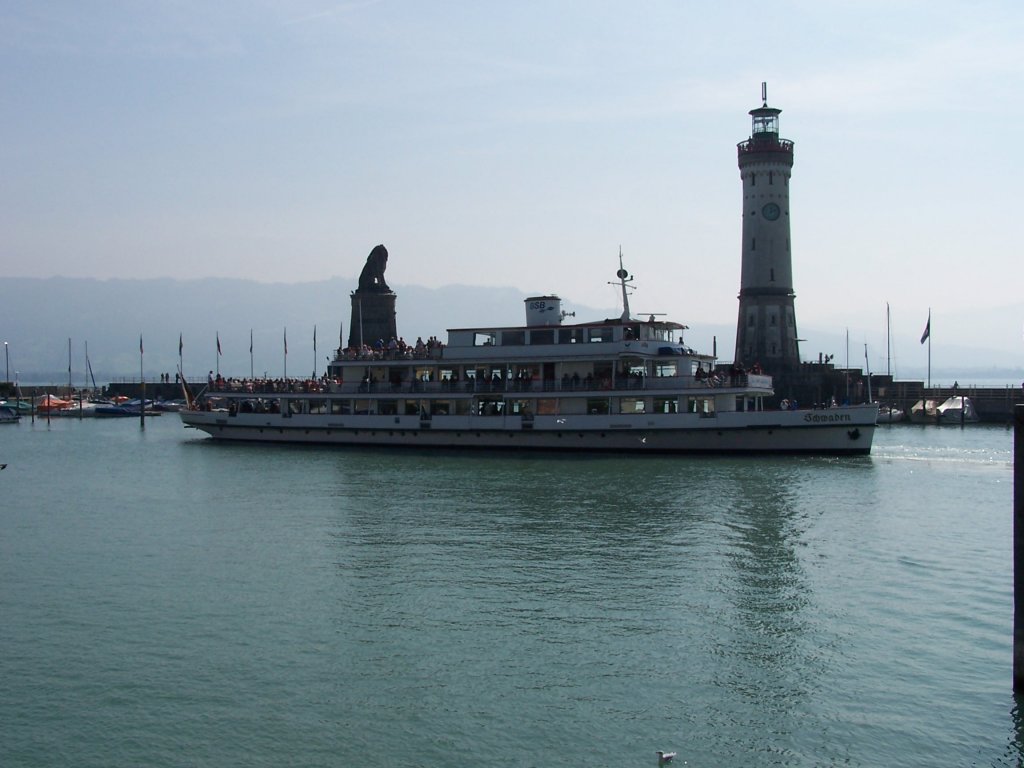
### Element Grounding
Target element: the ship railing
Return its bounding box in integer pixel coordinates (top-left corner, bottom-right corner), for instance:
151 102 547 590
202 372 770 398
318 374 767 396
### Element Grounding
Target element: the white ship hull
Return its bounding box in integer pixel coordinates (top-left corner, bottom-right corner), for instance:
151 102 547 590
181 405 876 455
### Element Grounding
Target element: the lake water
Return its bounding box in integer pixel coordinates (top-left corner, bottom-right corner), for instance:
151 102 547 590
1 415 1020 767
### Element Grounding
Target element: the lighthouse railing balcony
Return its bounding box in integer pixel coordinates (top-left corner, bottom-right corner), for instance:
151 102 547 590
737 138 794 155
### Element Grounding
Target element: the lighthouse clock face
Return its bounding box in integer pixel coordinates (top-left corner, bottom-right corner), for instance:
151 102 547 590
762 202 781 221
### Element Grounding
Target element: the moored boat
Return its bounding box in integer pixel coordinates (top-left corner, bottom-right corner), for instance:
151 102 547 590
0 399 33 414
34 394 72 414
876 404 905 424
95 399 162 417
935 395 979 424
180 260 877 454
909 399 939 424
0 404 20 423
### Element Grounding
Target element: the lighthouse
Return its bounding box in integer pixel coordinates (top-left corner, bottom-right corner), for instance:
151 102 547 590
733 84 801 376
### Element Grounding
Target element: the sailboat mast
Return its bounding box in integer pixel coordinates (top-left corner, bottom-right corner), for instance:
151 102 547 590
886 303 891 378
864 343 872 403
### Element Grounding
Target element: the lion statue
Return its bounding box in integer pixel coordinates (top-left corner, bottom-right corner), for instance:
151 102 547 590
357 244 390 292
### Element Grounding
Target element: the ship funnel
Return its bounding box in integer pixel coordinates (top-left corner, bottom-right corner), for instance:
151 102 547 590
524 296 562 327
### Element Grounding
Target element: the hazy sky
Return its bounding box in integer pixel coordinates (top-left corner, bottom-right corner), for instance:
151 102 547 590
3 1 1021 370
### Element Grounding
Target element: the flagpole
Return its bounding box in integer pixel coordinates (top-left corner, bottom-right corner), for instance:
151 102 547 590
139 334 145 429
216 332 221 379
284 327 288 380
927 309 932 389
313 324 317 379
178 333 183 386
250 329 254 381
845 328 850 403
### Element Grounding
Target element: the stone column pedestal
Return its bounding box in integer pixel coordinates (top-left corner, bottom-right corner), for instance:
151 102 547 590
348 291 397 349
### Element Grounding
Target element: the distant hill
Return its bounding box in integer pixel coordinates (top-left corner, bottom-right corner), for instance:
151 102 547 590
0 276 1020 387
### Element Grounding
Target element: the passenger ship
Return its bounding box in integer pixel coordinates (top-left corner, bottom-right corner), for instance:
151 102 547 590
180 263 876 454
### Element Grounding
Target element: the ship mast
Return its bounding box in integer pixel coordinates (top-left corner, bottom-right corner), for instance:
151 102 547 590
613 247 634 321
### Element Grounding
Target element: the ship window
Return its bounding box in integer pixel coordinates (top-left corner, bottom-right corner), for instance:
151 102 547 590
770 315 776 326
652 327 673 342
529 329 555 345
288 399 304 415
654 362 677 377
559 328 584 344
330 399 350 415
354 399 373 415
507 399 531 415
430 400 451 416
536 398 557 415
501 331 525 346
751 172 756 187
751 238 756 251
686 396 714 414
378 400 398 415
619 398 645 414
654 397 678 413
475 397 504 416
308 399 328 414
474 332 496 347
769 171 774 185
586 398 609 415
588 327 613 343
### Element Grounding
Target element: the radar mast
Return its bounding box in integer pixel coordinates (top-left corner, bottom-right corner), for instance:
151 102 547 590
612 247 634 321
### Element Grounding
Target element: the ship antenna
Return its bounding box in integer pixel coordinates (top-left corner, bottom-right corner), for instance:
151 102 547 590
609 246 634 321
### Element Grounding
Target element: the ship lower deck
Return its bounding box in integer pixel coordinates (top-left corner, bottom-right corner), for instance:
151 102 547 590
180 408 876 455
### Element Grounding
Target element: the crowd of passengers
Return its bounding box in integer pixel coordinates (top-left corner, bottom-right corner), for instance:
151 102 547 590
206 372 334 395
336 336 445 361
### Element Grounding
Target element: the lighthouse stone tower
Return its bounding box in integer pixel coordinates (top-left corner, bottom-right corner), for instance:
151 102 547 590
733 85 801 376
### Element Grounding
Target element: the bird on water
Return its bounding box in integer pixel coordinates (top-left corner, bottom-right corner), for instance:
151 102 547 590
657 751 676 764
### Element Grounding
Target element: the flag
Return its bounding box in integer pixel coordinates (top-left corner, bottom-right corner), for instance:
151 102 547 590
249 329 253 355
179 333 183 356
216 332 222 356
140 334 144 355
920 312 930 344
284 328 288 356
